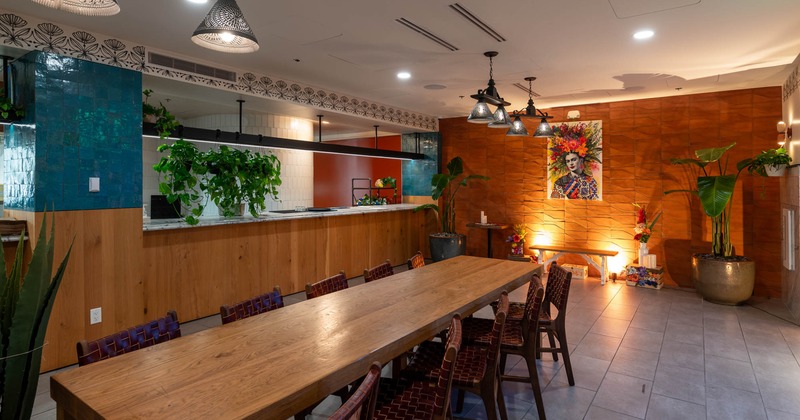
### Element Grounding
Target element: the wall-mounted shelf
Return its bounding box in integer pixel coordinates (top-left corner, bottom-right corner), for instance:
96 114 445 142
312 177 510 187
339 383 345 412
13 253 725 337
352 178 398 206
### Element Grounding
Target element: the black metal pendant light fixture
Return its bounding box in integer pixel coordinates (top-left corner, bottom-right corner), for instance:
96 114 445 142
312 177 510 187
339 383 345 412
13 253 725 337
506 76 554 138
30 0 120 16
192 0 259 54
468 51 511 126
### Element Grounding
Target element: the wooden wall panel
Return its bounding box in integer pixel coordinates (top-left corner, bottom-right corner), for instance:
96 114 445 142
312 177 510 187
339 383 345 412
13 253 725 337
6 208 144 372
439 87 783 297
141 209 430 322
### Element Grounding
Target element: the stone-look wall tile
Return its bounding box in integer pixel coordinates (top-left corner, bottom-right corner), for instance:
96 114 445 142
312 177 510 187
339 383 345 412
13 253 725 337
6 51 142 211
440 87 782 296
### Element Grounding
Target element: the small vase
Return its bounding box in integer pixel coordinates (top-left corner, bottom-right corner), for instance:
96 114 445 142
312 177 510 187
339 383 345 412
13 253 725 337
639 242 649 264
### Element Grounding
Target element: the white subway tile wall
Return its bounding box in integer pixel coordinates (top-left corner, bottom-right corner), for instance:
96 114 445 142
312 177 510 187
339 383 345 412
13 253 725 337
142 113 315 217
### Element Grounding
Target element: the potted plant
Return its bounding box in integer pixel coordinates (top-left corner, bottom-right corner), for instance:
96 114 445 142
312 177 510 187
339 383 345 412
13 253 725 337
153 139 209 225
665 143 755 304
746 146 792 177
1 213 73 419
415 156 488 261
204 146 281 217
0 88 25 122
142 89 179 139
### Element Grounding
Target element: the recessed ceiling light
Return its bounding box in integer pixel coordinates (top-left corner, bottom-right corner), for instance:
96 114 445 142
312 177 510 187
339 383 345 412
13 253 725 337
322 121 330 125
397 71 411 80
187 0 208 3
633 30 654 40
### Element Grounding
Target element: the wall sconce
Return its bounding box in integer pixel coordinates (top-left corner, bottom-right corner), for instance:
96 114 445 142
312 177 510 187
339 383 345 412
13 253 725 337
778 120 792 145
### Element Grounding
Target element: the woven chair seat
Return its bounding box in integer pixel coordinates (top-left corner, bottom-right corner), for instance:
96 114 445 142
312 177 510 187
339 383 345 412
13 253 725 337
374 375 439 420
491 300 525 322
404 341 489 388
462 317 524 349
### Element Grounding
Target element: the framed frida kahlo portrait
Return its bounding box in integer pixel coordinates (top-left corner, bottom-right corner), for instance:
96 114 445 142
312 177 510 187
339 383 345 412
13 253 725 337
547 120 603 201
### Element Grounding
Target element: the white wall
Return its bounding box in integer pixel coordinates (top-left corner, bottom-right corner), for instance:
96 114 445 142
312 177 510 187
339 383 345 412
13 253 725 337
143 113 315 217
783 54 800 161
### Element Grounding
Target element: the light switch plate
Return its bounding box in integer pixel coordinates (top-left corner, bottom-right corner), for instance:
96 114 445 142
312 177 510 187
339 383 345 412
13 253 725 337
89 177 100 192
90 307 102 325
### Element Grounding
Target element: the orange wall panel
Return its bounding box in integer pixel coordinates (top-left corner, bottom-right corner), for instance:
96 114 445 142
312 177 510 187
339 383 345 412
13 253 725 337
440 87 782 297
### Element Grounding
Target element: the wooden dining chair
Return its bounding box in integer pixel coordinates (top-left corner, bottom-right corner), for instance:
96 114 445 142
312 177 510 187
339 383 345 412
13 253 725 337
405 292 510 420
406 251 425 270
328 361 382 420
373 314 462 420
76 310 182 366
305 271 348 299
536 262 574 386
219 286 284 324
463 274 547 420
492 261 558 323
364 260 394 283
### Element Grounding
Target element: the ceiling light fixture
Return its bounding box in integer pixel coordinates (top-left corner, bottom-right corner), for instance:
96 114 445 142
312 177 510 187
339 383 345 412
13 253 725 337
468 51 511 126
30 0 120 16
187 0 208 3
192 0 259 53
506 77 554 138
633 30 654 40
397 71 411 80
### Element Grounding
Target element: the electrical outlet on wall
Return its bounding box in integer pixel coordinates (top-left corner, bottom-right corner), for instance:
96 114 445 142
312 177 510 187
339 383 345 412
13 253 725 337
90 307 102 325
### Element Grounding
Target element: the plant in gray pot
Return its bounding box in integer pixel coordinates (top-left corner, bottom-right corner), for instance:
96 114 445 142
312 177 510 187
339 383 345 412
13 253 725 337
665 143 757 305
415 156 488 261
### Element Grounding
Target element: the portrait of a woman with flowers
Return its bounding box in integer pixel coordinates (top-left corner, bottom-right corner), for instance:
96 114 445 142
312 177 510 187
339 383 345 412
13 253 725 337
547 121 603 200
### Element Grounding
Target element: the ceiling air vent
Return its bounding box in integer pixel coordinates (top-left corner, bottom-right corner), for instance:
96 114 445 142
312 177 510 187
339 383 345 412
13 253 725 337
395 18 458 52
513 82 541 98
148 52 237 82
449 3 506 42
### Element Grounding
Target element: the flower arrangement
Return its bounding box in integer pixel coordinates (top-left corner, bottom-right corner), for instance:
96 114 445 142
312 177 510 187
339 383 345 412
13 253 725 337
633 203 661 243
506 224 528 256
547 121 603 183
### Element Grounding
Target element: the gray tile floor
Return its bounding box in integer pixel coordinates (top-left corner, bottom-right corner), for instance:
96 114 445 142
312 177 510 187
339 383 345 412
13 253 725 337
32 272 800 420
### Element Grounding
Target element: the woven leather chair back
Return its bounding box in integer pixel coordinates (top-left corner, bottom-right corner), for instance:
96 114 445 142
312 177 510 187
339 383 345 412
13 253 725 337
305 270 348 299
547 264 573 314
432 314 462 419
220 286 284 325
485 291 509 368
406 251 425 270
522 275 545 340
329 361 382 420
77 310 181 366
363 260 394 283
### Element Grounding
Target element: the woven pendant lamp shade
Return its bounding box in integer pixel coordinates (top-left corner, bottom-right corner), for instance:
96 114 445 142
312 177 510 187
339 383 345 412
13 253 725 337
192 0 259 53
30 0 120 16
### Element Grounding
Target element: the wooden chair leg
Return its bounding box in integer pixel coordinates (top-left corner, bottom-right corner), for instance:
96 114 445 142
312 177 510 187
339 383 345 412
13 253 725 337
480 386 499 420
525 347 546 420
496 372 509 420
546 329 558 362
455 389 466 413
557 327 575 386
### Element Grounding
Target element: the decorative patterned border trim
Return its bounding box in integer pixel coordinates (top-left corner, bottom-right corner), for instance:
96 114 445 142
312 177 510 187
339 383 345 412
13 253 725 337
783 63 799 102
0 11 438 131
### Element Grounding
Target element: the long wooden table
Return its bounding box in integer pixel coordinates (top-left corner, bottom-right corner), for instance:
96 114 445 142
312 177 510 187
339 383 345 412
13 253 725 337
51 256 541 420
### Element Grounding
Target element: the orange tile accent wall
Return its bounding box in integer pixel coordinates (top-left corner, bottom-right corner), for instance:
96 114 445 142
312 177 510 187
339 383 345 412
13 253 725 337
313 136 402 207
440 87 783 297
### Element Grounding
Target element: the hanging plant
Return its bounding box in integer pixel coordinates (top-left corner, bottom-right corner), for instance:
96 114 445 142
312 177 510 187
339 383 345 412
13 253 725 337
0 89 25 121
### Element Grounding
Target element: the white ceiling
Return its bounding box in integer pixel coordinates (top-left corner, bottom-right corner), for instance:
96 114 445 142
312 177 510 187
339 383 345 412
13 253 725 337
2 0 800 136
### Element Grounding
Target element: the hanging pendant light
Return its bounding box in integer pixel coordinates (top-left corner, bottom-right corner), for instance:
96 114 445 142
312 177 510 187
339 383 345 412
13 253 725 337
533 115 554 137
192 0 259 53
468 51 510 125
30 0 120 16
506 76 554 137
506 116 529 136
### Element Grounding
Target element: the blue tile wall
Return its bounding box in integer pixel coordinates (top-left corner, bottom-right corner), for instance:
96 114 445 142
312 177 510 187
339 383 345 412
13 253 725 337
401 132 440 197
6 51 142 211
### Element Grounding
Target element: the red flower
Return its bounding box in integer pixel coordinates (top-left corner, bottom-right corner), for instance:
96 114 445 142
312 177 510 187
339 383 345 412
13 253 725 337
636 208 646 224
512 234 521 243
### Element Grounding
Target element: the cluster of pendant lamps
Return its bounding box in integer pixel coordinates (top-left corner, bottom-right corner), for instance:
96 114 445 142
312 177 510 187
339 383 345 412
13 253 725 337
31 0 259 54
467 51 554 138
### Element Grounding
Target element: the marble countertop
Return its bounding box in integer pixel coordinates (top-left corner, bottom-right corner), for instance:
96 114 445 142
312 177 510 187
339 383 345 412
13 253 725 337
143 204 420 231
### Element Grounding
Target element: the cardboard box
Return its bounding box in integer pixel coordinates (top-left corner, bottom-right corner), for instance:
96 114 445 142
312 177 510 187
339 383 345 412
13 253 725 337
561 263 588 279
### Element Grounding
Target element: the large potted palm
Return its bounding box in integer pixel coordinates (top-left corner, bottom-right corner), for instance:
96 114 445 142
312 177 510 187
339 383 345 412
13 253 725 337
415 156 488 261
666 143 756 305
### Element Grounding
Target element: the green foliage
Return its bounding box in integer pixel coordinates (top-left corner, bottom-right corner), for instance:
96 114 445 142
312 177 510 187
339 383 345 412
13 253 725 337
0 213 73 420
414 156 488 234
0 89 25 121
744 147 792 177
153 139 209 225
665 143 752 257
142 89 179 139
153 141 282 224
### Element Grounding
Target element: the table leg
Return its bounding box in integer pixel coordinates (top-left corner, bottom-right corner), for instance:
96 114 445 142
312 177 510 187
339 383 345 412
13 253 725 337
600 256 607 285
487 230 493 258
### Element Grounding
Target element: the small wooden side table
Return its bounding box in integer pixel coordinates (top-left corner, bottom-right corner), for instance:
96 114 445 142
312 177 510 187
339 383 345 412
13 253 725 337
466 223 509 258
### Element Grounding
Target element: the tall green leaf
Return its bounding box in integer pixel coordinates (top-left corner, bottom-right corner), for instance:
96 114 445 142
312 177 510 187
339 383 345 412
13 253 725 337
695 143 736 162
697 175 736 218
